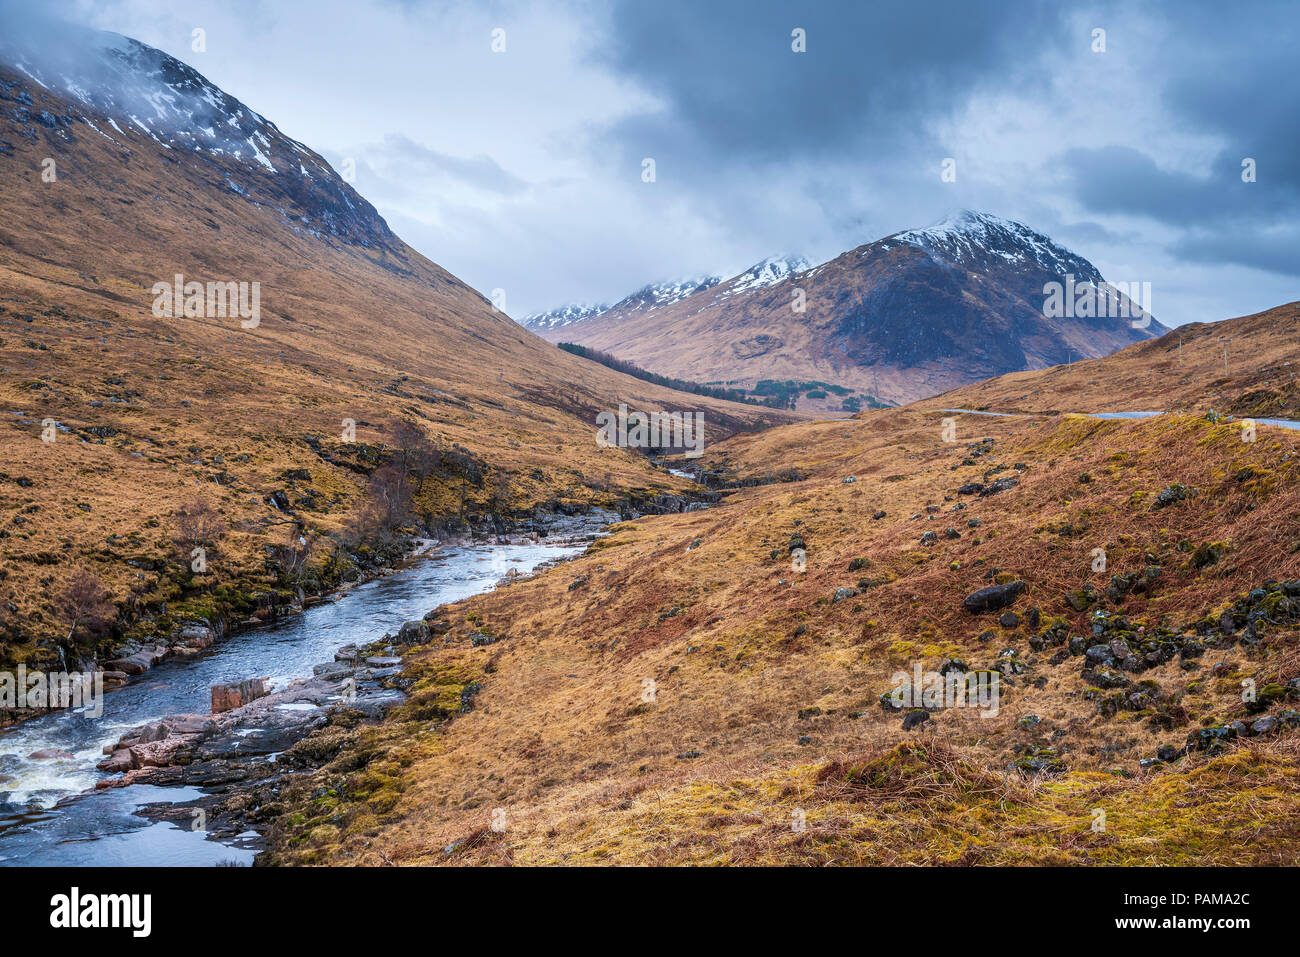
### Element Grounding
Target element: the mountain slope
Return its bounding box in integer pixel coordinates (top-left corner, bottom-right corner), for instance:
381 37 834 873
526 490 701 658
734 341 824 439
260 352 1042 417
0 23 784 666
524 213 1167 407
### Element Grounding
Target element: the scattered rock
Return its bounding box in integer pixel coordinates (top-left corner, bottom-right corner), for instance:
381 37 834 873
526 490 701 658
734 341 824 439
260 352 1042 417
963 581 1026 614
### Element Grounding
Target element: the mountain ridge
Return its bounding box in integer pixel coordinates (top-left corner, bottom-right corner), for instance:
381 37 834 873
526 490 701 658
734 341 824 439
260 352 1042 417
520 212 1167 408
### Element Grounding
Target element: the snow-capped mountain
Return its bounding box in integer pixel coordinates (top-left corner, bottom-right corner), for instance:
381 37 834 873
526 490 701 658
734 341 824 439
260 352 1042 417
520 275 722 333
0 18 393 249
613 275 724 313
519 257 811 334
712 255 812 299
523 211 1166 405
885 210 1102 282
519 302 610 331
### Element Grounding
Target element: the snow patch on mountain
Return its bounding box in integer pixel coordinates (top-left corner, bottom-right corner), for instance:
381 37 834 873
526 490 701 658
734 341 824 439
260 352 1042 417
716 255 811 298
884 210 1103 282
519 302 610 331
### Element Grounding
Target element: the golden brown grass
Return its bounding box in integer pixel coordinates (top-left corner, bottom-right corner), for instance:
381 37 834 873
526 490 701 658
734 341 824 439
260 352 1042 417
261 396 1300 865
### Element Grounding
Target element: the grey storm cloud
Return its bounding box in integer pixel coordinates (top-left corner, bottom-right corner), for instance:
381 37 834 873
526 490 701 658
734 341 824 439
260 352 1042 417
595 0 1068 163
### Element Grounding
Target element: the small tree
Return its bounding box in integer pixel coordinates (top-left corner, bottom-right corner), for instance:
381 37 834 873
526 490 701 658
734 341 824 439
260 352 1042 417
59 570 115 644
173 498 226 570
367 465 412 533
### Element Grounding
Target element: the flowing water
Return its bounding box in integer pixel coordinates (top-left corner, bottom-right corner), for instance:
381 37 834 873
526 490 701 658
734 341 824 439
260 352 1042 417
0 539 585 866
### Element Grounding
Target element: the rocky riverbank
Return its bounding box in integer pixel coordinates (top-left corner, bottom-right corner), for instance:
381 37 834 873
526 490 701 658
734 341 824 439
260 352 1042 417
81 513 634 855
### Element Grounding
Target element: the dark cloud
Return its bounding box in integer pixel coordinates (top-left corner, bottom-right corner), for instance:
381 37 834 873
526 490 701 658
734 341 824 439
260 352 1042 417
595 0 1067 166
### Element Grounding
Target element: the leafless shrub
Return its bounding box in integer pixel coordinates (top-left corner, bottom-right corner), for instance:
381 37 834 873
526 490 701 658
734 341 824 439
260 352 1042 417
58 570 115 643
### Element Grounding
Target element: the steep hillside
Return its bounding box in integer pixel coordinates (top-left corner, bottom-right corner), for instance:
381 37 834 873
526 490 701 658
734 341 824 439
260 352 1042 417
260 302 1300 866
524 212 1166 408
0 26 783 668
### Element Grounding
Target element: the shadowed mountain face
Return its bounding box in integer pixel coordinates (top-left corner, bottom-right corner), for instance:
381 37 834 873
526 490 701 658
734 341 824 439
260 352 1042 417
521 212 1167 406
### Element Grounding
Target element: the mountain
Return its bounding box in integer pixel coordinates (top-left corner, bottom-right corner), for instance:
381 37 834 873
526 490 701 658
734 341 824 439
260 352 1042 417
0 20 783 666
523 212 1167 408
519 302 609 333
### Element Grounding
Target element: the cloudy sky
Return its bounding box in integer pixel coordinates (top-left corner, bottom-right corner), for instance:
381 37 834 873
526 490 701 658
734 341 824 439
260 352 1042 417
44 0 1300 322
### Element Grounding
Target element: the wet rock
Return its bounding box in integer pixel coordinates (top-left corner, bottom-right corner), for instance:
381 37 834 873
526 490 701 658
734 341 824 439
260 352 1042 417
96 749 133 773
211 677 270 714
963 581 1026 614
313 660 354 678
334 644 358 662
28 748 74 759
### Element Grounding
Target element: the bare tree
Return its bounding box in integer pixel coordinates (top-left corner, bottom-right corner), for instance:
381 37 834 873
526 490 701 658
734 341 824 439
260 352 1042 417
59 570 115 643
174 499 226 554
367 464 412 532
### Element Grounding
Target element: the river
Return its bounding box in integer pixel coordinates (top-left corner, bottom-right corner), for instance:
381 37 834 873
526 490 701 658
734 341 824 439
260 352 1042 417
0 538 585 866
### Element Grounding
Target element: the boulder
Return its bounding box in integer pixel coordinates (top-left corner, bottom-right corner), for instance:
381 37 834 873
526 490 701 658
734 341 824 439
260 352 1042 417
172 622 216 652
28 748 74 760
211 677 270 714
96 749 134 773
901 708 930 731
963 581 1026 614
106 651 156 676
396 620 430 644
